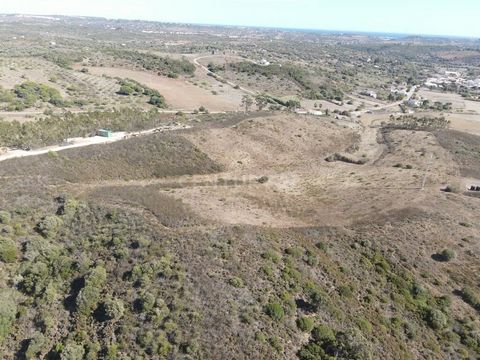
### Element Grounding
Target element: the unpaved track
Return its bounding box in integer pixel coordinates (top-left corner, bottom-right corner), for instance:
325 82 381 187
193 55 257 96
0 123 191 162
351 86 418 117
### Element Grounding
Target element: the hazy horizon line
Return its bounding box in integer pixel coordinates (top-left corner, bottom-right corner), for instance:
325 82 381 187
2 12 479 40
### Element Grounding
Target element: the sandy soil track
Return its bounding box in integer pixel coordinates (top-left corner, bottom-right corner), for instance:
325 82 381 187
0 123 190 162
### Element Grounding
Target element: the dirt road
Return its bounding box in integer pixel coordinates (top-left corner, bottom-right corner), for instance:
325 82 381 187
0 123 191 163
351 86 418 117
193 55 257 96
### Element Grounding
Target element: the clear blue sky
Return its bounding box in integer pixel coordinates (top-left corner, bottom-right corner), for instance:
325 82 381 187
3 0 480 38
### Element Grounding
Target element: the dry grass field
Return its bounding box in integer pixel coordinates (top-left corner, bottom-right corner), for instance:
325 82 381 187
86 66 243 111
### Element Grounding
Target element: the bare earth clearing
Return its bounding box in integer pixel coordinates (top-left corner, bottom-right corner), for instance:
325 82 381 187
53 112 472 230
86 67 243 111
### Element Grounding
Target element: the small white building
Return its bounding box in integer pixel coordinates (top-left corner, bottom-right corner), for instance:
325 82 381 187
360 90 377 99
406 99 424 108
260 59 270 66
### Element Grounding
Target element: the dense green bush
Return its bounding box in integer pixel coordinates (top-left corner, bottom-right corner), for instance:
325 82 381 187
148 95 167 108
116 78 167 108
438 249 456 262
0 289 17 344
298 342 327 360
460 287 480 311
0 211 11 224
25 332 46 359
299 326 372 360
262 249 281 263
136 330 172 356
312 324 335 343
0 237 17 263
118 84 135 95
76 266 107 315
104 298 125 320
108 50 195 76
297 316 315 332
0 81 66 110
228 276 245 288
20 261 50 295
426 308 448 330
36 215 63 238
304 282 328 310
265 302 285 321
61 341 85 360
305 249 318 266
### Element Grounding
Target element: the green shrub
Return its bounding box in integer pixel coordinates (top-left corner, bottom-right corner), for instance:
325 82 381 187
148 95 167 108
104 298 125 320
36 215 63 238
20 261 50 295
357 318 373 333
61 341 85 360
265 302 285 321
25 332 46 359
338 285 354 298
0 237 17 263
372 251 391 273
426 308 448 330
153 332 172 356
436 295 452 312
76 286 102 315
333 330 373 359
438 249 456 262
460 287 480 311
305 249 318 266
298 342 326 360
269 336 284 353
118 84 134 95
285 246 303 258
262 249 281 263
255 331 267 342
304 282 328 310
56 196 79 217
228 277 245 288
282 292 297 315
312 324 336 343
76 266 107 315
297 316 315 332
0 289 17 343
403 322 417 339
136 330 172 356
315 241 327 252
12 81 64 109
0 211 11 224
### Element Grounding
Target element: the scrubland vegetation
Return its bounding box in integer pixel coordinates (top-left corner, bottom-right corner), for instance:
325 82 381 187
0 81 65 111
106 50 196 78
0 14 479 360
